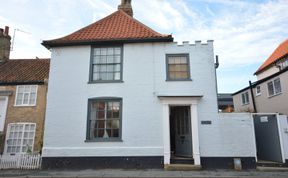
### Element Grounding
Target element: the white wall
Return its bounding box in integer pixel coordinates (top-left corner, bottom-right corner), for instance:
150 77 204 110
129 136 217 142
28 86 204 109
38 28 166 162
43 41 219 157
257 66 279 80
43 41 255 159
202 113 257 157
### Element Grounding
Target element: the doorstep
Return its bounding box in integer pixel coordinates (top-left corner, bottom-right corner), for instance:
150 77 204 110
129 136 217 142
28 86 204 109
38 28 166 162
164 164 202 171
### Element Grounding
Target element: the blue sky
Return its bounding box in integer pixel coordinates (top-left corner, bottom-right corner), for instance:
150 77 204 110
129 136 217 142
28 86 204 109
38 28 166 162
0 0 287 93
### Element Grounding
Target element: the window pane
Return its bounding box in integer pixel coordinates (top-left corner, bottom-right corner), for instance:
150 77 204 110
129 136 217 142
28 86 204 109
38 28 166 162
107 73 113 80
107 56 114 63
114 72 121 80
114 48 121 55
107 48 114 55
93 56 101 64
100 48 107 55
107 120 119 129
274 79 281 94
107 65 114 72
29 93 36 105
94 48 101 55
16 93 23 105
114 55 121 63
168 58 175 64
245 92 249 103
268 82 274 96
23 93 29 104
18 86 24 93
31 86 37 93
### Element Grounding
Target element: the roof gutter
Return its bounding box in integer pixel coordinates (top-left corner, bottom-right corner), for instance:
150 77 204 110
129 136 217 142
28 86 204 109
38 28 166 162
42 37 174 49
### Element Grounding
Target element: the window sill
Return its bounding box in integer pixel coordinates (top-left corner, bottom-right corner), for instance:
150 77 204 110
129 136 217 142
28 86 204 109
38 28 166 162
85 139 123 142
268 92 282 98
14 105 36 107
255 94 261 97
88 80 124 84
241 103 250 106
166 79 192 82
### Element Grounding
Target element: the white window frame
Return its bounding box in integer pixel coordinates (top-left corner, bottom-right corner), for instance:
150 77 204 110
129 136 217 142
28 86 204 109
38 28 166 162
267 78 282 97
4 122 36 155
255 86 261 96
14 85 38 107
241 91 249 105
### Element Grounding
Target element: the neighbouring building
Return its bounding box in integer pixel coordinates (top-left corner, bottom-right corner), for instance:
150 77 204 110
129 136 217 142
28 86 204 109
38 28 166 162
217 93 234 112
0 26 50 155
233 39 288 115
41 0 257 169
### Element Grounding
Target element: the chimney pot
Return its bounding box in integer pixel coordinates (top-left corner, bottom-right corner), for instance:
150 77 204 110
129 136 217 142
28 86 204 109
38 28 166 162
118 0 133 17
4 26 9 36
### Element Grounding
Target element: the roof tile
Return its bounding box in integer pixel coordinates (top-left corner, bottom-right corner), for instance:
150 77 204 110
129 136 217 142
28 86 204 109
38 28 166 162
0 59 50 84
43 10 172 47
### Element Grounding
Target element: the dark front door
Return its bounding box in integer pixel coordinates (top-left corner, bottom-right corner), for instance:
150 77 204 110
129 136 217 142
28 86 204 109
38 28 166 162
171 106 192 157
253 114 283 163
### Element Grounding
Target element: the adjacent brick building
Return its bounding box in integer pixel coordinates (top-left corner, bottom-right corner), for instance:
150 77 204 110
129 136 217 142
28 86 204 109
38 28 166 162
0 26 50 155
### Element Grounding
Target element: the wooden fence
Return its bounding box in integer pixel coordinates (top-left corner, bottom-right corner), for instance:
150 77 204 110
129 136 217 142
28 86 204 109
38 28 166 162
0 154 41 169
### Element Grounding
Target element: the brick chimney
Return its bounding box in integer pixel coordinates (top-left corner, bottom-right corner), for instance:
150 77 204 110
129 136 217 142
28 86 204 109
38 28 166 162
0 26 11 62
118 0 133 17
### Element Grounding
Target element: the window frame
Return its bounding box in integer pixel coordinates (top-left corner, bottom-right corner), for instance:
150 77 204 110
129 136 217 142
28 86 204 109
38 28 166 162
255 85 261 96
14 85 38 107
267 78 282 97
166 53 192 81
241 91 249 105
4 122 36 155
86 97 123 142
89 45 124 83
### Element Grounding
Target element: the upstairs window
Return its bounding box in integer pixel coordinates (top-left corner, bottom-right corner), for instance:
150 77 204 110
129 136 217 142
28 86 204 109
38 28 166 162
15 85 37 106
90 47 122 82
241 91 249 105
256 86 261 96
166 54 191 81
267 78 282 97
87 98 122 141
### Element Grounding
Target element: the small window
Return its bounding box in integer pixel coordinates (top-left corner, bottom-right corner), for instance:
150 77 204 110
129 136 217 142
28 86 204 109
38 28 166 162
90 47 122 82
267 78 282 97
4 123 36 154
166 54 191 81
241 91 249 105
87 98 122 141
15 85 37 106
256 86 261 96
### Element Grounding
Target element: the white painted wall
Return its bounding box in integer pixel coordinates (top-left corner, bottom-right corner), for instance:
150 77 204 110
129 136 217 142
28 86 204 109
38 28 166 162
43 41 256 159
279 115 288 160
207 113 257 157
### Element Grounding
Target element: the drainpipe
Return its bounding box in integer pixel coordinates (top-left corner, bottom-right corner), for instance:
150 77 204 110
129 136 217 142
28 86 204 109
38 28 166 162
249 80 257 113
215 55 219 112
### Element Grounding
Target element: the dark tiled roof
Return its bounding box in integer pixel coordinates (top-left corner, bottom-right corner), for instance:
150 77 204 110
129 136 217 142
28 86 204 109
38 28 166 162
42 10 173 48
255 39 288 75
0 59 50 85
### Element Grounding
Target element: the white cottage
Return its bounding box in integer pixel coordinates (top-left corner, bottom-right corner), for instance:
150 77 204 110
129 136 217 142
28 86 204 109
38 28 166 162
42 1 257 169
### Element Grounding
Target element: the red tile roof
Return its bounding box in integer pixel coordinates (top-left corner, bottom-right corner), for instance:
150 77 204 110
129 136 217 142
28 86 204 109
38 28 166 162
0 59 50 85
43 10 173 48
255 39 288 75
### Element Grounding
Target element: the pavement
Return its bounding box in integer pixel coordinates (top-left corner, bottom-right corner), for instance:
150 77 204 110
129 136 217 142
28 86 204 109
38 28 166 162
0 169 288 178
